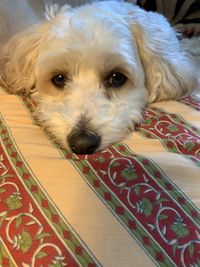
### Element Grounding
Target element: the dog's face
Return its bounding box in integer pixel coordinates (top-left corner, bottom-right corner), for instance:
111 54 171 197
32 12 147 154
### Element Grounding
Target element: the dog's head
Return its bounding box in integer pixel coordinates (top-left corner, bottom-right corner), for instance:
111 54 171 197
0 2 147 154
0 1 197 154
34 3 147 154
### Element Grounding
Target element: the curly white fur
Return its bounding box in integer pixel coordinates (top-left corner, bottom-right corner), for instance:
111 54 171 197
0 1 199 153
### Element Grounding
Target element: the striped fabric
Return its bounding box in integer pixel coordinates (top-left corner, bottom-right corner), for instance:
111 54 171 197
135 0 200 24
126 0 200 37
0 86 199 267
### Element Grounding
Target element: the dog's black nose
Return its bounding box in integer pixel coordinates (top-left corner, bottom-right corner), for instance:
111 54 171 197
68 131 101 154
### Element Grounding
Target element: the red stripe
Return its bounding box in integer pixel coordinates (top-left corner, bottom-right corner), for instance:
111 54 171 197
0 144 79 267
72 145 200 266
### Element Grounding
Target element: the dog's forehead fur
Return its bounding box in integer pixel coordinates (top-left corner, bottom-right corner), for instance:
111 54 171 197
47 2 134 48
35 4 142 96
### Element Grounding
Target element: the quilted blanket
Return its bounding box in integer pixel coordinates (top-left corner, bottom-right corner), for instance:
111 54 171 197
0 85 200 266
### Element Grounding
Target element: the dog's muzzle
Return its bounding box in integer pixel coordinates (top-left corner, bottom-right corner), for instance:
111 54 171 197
68 131 101 154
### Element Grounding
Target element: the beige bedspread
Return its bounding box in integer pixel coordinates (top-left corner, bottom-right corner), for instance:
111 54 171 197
0 86 200 267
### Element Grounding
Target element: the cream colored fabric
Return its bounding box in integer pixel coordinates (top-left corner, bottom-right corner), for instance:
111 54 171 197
0 86 199 266
0 89 154 266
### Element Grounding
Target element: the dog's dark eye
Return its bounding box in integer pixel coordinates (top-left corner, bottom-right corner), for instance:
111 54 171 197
51 74 67 88
107 72 127 88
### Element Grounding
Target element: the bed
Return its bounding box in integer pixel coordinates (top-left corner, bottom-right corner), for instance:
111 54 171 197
0 84 200 266
0 1 200 266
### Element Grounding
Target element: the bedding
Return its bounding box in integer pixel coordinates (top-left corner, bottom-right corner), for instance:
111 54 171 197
0 85 199 267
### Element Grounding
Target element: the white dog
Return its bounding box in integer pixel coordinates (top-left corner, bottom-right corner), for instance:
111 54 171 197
0 1 199 154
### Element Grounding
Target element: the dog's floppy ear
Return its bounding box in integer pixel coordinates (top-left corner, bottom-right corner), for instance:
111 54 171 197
0 24 49 95
128 8 198 103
